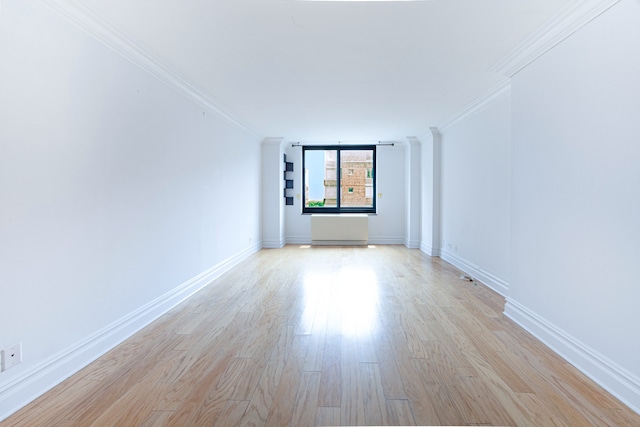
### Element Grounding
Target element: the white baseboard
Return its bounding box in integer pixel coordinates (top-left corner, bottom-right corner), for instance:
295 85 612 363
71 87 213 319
404 239 421 249
311 240 367 246
0 243 261 422
505 298 640 415
261 238 285 249
281 236 406 246
285 236 311 245
439 249 509 296
367 236 405 245
420 242 440 257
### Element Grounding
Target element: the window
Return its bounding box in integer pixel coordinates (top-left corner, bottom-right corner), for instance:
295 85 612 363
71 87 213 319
302 145 376 214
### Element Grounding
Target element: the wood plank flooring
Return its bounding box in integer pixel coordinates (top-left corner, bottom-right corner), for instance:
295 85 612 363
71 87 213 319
4 245 639 426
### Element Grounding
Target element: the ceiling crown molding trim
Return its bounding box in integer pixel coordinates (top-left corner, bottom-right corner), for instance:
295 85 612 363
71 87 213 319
405 136 421 146
491 0 621 77
437 80 511 133
262 137 285 146
33 0 260 139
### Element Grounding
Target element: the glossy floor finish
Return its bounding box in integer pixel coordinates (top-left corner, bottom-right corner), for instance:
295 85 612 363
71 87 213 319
4 245 639 426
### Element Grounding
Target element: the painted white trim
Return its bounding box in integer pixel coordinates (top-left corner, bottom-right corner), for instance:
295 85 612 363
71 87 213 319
406 136 421 147
439 249 509 296
404 239 421 249
285 236 405 246
491 0 621 77
417 131 431 145
438 81 511 132
285 236 311 245
32 0 259 139
505 298 640 414
312 240 367 246
0 243 261 422
262 239 286 249
420 242 440 257
367 237 405 245
262 137 286 146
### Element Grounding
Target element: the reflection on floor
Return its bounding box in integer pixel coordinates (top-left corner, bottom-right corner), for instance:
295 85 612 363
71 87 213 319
6 245 640 426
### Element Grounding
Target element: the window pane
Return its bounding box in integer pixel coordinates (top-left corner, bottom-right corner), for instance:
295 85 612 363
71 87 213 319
340 149 374 208
304 149 337 208
302 145 376 214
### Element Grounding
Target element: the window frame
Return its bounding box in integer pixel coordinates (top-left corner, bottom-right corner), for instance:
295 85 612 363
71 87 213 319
302 145 376 214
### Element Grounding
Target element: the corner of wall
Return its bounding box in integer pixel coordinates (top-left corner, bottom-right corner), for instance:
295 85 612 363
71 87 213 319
404 239 421 249
438 82 511 132
419 242 440 257
439 249 509 296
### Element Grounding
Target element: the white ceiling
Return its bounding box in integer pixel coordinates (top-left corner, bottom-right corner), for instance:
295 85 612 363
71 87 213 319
81 0 572 142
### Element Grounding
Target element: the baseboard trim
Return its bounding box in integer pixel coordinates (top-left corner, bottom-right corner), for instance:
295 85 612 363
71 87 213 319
311 240 367 246
404 239 421 249
439 249 509 296
505 298 640 414
284 236 311 245
262 239 285 249
367 237 405 245
0 243 261 422
419 242 440 257
283 237 406 246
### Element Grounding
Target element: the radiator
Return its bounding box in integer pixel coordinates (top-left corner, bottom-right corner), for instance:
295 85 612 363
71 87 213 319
311 214 368 245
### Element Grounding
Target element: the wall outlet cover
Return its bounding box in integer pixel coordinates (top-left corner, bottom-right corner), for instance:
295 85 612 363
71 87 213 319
1 343 23 371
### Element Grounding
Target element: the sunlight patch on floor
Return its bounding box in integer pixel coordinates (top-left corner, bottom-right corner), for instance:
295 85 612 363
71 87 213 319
302 266 379 338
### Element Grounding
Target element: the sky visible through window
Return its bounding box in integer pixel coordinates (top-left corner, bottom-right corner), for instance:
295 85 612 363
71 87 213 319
306 150 327 202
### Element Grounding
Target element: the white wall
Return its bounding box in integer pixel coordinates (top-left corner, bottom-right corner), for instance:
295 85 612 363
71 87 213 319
506 0 640 412
284 144 406 244
439 96 511 295
370 144 406 243
0 0 261 418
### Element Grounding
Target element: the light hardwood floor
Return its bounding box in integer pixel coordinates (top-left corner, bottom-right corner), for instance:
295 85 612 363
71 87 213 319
4 245 639 426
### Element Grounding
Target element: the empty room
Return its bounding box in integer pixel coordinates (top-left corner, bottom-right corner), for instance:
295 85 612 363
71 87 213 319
1 0 639 425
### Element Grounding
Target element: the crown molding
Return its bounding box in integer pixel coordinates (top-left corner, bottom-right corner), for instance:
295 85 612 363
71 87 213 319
33 0 260 139
262 137 285 146
437 80 511 132
417 126 441 143
405 136 421 146
491 0 621 77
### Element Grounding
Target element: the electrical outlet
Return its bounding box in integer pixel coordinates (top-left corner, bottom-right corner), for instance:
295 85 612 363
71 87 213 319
1 343 22 372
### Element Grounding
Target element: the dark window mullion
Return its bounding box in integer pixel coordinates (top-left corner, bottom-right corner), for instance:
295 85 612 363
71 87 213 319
336 149 341 209
302 148 307 209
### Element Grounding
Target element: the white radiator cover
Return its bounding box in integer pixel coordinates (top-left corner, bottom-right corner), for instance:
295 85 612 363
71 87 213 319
311 214 368 245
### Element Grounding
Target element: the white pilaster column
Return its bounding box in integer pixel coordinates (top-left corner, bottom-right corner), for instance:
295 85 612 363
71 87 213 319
419 127 442 256
261 137 286 248
430 127 442 255
405 137 422 248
